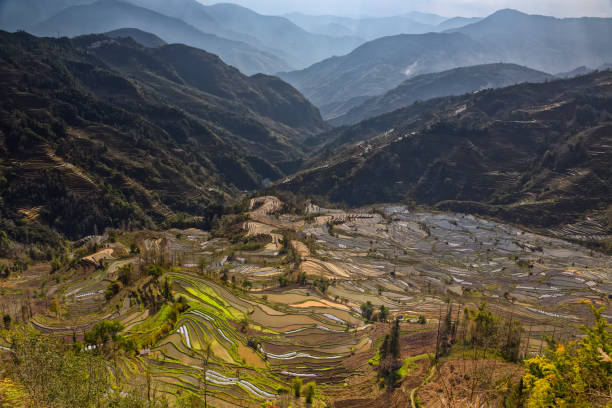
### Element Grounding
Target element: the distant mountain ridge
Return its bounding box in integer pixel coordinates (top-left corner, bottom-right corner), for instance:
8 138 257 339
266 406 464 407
448 9 612 73
105 28 166 47
331 63 552 125
30 0 290 75
283 12 481 40
281 9 612 116
0 0 363 72
279 32 497 116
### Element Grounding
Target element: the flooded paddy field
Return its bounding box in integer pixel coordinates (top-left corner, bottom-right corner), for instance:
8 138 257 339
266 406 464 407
15 196 608 407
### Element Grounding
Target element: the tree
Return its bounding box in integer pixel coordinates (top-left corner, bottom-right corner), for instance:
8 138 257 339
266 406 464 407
130 243 140 254
361 301 374 321
197 258 206 274
7 327 110 407
291 377 302 398
201 341 212 408
501 319 523 363
380 334 390 361
162 278 172 301
105 281 121 300
117 264 133 286
147 264 163 279
3 314 11 330
304 381 316 404
379 305 389 322
49 298 60 319
464 302 498 347
389 318 401 359
84 320 124 350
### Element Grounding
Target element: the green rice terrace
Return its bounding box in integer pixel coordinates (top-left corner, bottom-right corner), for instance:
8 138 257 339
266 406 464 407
1 196 610 407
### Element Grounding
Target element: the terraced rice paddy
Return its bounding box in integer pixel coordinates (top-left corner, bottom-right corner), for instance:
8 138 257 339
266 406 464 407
22 196 609 406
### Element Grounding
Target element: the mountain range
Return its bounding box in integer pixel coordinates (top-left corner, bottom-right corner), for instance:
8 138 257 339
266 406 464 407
279 32 497 117
330 63 552 125
449 9 612 74
280 9 612 117
29 0 291 75
284 12 481 39
0 0 363 73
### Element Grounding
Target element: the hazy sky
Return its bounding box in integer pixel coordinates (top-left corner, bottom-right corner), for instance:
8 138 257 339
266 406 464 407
197 0 612 18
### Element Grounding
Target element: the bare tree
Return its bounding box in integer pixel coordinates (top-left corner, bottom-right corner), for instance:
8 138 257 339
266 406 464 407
201 341 212 408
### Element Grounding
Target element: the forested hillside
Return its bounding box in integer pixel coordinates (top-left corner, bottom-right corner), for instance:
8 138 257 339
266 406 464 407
279 71 612 238
0 31 324 257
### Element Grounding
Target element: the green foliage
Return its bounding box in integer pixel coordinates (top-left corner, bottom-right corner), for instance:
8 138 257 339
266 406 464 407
377 318 403 387
277 275 290 287
397 355 429 379
175 391 204 408
6 327 110 408
464 302 499 346
291 377 302 398
50 257 63 273
2 314 11 330
379 305 389 322
117 264 133 286
368 352 381 366
462 303 524 362
105 281 122 300
161 278 172 301
522 304 611 407
315 277 329 293
389 318 401 359
84 320 124 347
417 315 427 324
147 264 163 279
360 301 374 321
326 221 338 237
304 381 316 404
133 297 189 347
3 326 168 407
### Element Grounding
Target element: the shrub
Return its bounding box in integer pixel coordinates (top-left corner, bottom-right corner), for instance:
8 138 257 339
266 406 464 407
522 303 611 407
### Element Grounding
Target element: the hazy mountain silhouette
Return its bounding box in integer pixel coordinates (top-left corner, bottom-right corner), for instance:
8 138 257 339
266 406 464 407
105 28 166 47
449 9 612 73
279 32 497 116
284 12 477 40
331 63 552 125
30 0 290 74
281 9 612 115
